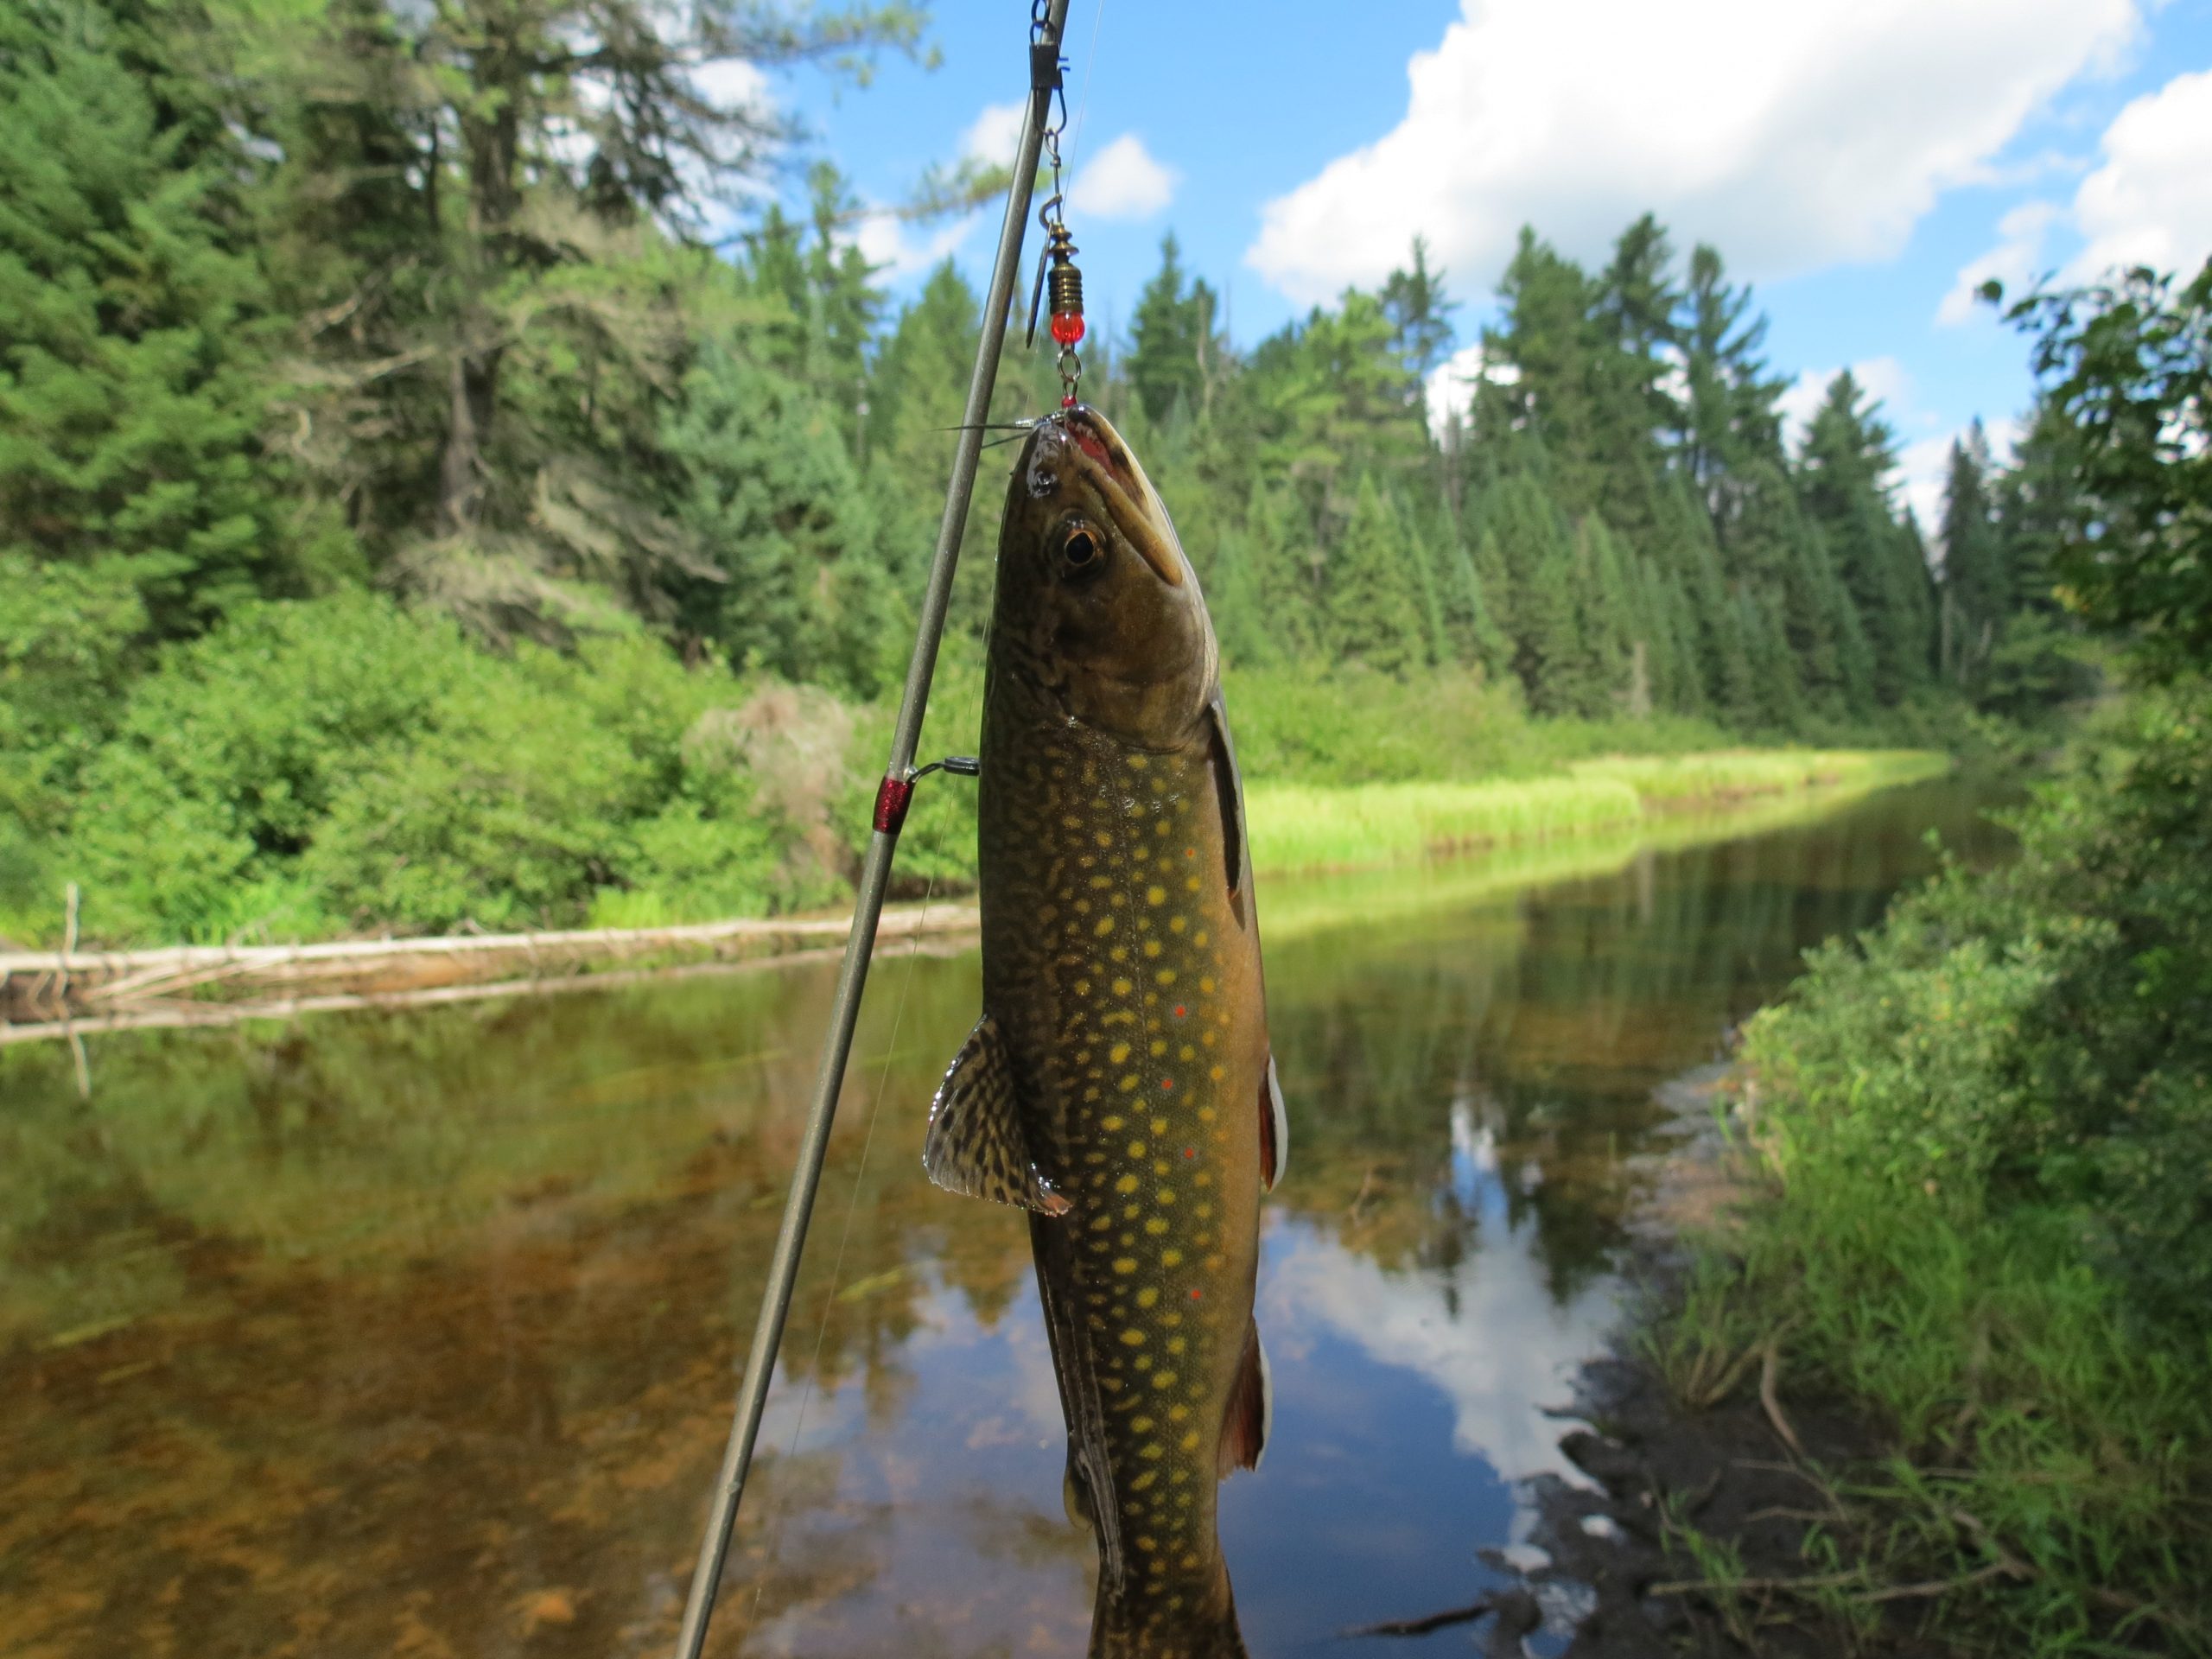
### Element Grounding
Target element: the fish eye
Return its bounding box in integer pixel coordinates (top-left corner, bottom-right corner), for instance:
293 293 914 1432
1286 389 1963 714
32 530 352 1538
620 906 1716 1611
1058 522 1106 581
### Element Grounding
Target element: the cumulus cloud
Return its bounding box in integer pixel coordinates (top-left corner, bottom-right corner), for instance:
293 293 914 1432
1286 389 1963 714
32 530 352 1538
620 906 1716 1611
852 209 981 283
1068 133 1178 221
1941 67 2212 325
961 99 1029 169
1247 0 2139 307
2068 67 2212 281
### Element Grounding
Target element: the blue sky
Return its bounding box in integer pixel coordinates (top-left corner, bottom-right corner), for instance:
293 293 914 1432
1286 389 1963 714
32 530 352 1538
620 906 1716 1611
766 0 2212 526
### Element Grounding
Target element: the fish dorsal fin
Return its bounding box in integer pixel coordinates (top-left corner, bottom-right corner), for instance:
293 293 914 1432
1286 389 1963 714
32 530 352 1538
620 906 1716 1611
1259 1052 1287 1192
1217 1318 1273 1478
923 1015 1070 1215
1205 696 1247 928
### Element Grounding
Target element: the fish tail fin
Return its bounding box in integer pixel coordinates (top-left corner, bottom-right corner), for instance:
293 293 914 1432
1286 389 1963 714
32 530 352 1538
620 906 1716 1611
1088 1559 1246 1659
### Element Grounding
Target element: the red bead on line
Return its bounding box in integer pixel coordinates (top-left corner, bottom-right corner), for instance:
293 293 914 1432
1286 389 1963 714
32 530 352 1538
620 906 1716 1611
1050 312 1086 346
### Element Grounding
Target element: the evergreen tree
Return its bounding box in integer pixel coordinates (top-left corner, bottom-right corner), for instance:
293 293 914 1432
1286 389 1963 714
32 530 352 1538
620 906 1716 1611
1328 476 1428 672
1937 423 2005 686
1128 233 1225 426
1380 236 1459 380
1798 371 1935 702
664 343 897 696
0 0 314 639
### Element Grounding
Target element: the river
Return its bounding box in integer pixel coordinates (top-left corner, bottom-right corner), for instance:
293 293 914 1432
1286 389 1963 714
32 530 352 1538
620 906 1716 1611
0 779 2012 1658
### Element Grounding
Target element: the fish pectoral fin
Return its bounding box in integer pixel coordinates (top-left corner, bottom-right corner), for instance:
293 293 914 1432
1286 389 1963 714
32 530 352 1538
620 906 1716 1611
1217 1317 1273 1478
923 1014 1070 1216
1259 1053 1287 1192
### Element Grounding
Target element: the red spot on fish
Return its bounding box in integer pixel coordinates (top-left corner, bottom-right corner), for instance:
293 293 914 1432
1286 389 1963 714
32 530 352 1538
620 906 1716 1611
1173 1004 1186 1019
1160 1077 1173 1090
1184 1147 1195 1160
1190 1289 1203 1300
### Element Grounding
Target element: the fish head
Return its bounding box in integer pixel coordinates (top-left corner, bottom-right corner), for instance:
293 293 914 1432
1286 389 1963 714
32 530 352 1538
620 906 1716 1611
993 404 1217 746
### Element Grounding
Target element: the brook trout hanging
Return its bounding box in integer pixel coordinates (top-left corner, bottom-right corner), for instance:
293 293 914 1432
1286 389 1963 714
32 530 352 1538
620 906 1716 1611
924 404 1285 1659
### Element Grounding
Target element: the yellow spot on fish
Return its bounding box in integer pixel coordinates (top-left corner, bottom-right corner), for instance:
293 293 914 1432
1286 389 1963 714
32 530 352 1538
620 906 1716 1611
1119 1329 1146 1346
1140 1441 1163 1459
1113 977 1133 996
1131 1470 1157 1491
1143 938 1163 958
1096 831 1114 849
1110 945 1129 963
1210 1065 1226 1081
1151 1116 1168 1135
1180 1429 1202 1452
1158 1188 1177 1205
1133 1415 1154 1433
1160 1249 1184 1267
1115 1173 1141 1195
1156 969 1177 986
1152 1373 1178 1391
1180 1045 1197 1061
1135 1287 1160 1308
1168 1403 1190 1422
1185 876 1202 891
1112 1256 1138 1274
1128 1141 1147 1157
1120 1075 1141 1092
1169 916 1187 934
1109 1042 1131 1065
1147 885 1166 906
1102 1114 1125 1132
1198 1107 1217 1123
1167 1336 1187 1355
1144 1217 1168 1235
1194 931 1210 946
1199 976 1217 995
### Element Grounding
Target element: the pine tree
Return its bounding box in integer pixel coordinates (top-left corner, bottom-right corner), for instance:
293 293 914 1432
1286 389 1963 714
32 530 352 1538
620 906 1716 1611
1798 372 1934 702
0 0 308 639
664 343 897 696
1573 517 1637 717
1937 423 2005 686
1128 234 1225 426
1328 476 1428 672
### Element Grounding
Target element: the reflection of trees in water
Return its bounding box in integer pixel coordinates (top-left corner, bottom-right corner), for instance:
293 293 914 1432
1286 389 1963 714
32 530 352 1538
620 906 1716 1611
1264 795 1964 1309
0 782 2000 1656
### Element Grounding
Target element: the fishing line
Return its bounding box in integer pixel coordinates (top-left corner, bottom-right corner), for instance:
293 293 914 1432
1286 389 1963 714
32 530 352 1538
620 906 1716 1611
1065 0 1107 172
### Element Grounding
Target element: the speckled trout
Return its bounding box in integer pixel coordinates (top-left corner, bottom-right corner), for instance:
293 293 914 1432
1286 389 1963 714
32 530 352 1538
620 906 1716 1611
924 404 1283 1658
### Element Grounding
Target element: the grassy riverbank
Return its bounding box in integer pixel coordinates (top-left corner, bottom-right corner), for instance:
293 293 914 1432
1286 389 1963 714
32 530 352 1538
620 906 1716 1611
1248 749 1947 876
1647 689 2212 1653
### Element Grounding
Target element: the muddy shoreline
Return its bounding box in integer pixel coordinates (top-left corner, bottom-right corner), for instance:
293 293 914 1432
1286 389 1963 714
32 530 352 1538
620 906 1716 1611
1437 1068 1956 1659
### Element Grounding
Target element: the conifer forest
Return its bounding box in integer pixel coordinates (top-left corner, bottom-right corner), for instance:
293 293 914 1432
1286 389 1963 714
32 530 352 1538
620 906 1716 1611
0 0 2110 950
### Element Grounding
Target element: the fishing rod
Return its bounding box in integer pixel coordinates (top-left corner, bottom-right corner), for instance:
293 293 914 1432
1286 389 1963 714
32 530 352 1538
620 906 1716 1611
669 3 1073 1655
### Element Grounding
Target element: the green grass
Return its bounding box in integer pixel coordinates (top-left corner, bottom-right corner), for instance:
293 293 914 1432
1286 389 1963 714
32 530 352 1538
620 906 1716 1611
1247 748 1948 877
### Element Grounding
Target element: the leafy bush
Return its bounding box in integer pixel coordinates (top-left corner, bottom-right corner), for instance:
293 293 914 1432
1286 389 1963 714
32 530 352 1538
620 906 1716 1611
1745 679 2212 1322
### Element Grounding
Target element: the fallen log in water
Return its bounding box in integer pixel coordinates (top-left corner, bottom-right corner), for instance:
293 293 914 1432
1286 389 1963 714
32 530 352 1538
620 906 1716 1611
0 902 980 1027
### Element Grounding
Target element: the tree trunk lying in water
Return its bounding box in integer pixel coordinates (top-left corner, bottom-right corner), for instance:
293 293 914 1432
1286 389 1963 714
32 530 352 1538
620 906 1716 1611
0 904 979 1033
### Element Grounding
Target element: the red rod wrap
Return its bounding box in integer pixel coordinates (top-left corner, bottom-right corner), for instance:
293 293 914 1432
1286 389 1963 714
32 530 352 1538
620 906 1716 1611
872 774 914 836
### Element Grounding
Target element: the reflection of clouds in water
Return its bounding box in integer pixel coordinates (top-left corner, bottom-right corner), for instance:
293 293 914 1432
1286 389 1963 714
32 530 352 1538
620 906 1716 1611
1262 1130 1618 1494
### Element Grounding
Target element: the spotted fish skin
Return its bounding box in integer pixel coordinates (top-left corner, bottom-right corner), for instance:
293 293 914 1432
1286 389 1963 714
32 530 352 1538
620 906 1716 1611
926 406 1275 1658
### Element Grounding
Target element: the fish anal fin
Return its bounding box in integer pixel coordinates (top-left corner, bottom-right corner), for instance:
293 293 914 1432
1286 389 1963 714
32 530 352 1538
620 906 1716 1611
1258 1053 1287 1192
923 1014 1070 1216
1217 1318 1272 1478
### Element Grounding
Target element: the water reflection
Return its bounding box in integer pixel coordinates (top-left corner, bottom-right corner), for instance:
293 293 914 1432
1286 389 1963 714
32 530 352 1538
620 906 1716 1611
0 781 2011 1656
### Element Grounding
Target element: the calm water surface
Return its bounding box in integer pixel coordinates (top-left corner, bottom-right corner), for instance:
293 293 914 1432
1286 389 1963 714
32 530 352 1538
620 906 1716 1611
0 781 2012 1658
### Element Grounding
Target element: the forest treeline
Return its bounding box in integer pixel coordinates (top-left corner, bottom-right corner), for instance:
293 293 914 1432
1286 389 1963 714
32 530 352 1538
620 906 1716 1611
3 0 2075 947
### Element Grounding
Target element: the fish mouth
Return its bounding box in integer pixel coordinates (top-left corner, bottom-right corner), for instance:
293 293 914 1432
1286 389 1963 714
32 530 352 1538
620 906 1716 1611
1055 407 1185 588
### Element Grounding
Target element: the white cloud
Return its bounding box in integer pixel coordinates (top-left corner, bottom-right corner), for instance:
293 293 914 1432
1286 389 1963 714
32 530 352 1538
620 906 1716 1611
2068 66 2212 281
1246 0 2139 307
1068 133 1178 221
1940 67 2212 325
853 207 982 283
961 99 1028 168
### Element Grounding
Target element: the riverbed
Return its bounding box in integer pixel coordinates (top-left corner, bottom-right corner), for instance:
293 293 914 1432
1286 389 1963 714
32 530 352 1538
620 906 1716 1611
0 779 2012 1657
